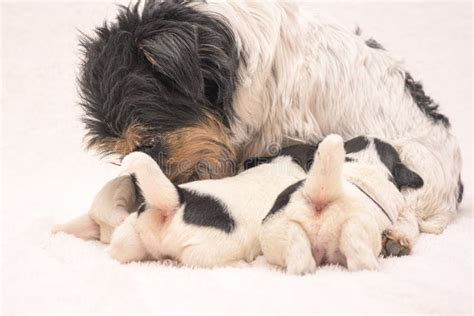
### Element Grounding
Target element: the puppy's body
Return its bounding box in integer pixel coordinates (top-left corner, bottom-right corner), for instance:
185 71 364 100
260 135 421 274
109 152 305 266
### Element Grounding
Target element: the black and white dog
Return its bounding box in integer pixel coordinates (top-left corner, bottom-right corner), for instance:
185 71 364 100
105 135 422 269
76 0 462 255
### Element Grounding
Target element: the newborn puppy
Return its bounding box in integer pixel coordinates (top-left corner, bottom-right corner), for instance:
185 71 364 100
108 151 306 266
260 135 423 274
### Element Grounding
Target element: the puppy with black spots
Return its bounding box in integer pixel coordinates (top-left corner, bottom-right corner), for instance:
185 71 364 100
107 151 306 266
260 135 423 274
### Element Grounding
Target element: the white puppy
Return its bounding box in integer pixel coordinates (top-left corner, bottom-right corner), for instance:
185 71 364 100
260 135 423 274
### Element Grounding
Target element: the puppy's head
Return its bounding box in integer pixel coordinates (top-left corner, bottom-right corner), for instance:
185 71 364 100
79 1 241 183
344 136 424 190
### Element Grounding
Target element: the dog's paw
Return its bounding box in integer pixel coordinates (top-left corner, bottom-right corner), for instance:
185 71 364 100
382 229 412 257
286 254 317 275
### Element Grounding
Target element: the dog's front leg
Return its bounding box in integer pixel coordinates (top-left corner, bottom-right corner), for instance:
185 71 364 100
340 214 380 271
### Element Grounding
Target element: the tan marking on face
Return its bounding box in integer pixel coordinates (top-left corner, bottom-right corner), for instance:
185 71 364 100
162 114 237 184
114 123 151 155
85 115 237 184
85 123 152 156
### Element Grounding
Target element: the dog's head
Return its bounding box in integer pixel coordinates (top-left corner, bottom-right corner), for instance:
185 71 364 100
79 0 241 183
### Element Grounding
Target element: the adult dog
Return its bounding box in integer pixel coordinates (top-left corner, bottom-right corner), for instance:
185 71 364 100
77 0 462 253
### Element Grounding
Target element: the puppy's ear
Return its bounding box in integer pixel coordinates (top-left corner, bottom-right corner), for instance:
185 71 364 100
137 22 203 99
393 163 424 190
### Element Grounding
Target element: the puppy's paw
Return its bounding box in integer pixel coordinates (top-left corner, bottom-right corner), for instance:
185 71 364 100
346 253 379 271
286 254 317 275
382 229 412 257
108 213 148 263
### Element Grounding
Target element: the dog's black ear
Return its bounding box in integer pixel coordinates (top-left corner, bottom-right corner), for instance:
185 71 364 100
137 23 204 100
393 163 424 190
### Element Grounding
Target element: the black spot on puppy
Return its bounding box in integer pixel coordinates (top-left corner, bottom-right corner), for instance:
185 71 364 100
177 187 236 233
263 180 305 223
130 173 146 215
393 164 424 190
344 136 369 154
243 144 318 172
280 145 318 172
373 138 424 190
243 156 275 170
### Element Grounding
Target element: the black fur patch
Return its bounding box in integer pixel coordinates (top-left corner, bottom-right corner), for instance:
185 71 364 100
243 156 275 171
373 138 424 190
344 136 369 154
262 180 305 223
79 0 241 158
457 178 464 204
177 187 236 233
404 72 450 128
354 27 385 50
280 145 318 172
365 38 385 50
244 145 318 172
130 173 146 215
244 140 365 172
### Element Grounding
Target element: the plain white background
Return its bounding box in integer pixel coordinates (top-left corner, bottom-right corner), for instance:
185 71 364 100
1 0 472 313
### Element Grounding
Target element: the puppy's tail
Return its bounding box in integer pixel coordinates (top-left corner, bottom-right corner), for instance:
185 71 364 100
303 134 345 208
122 152 180 215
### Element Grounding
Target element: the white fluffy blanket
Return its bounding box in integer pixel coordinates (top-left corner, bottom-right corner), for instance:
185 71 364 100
2 1 472 313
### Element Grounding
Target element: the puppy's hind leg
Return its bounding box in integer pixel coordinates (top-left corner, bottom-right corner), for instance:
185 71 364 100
340 214 380 271
286 222 317 275
51 213 99 241
108 213 149 263
261 218 316 275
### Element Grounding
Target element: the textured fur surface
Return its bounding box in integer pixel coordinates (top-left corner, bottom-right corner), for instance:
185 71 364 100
78 0 462 244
